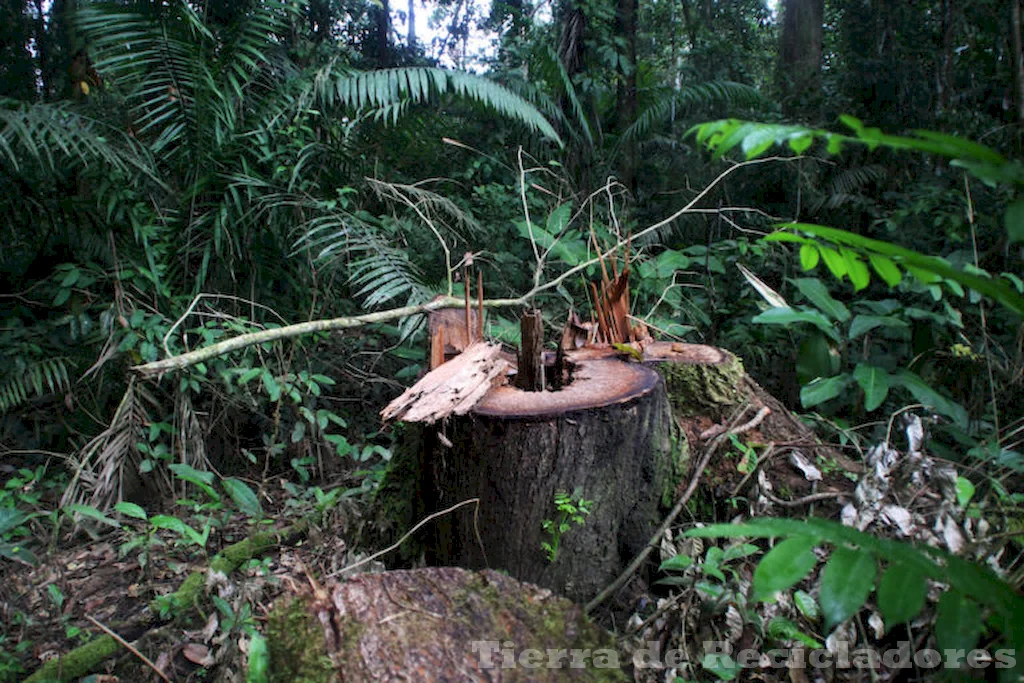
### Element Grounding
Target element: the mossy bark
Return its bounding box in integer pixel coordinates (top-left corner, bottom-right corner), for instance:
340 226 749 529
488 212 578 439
652 351 745 419
265 567 626 681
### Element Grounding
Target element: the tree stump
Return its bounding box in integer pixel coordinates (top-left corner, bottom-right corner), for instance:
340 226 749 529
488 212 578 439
428 357 680 603
372 339 845 605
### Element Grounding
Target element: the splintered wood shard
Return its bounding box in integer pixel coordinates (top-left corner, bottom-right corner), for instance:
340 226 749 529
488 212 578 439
381 342 508 424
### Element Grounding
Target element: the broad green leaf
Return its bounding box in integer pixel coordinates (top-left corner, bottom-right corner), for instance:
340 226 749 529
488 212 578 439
68 503 121 528
752 536 819 600
799 244 820 270
800 375 850 408
546 202 572 234
751 307 839 341
149 515 193 537
659 554 695 572
818 246 848 280
261 371 281 401
793 590 819 621
247 632 269 683
853 364 890 412
789 133 813 154
702 653 739 681
819 546 877 630
168 463 220 500
223 478 263 518
876 562 927 629
722 543 760 563
935 590 982 654
114 501 148 520
790 278 850 322
741 127 776 159
892 370 969 429
796 332 839 385
843 250 870 291
848 314 909 340
955 477 976 507
1006 197 1024 244
868 253 902 287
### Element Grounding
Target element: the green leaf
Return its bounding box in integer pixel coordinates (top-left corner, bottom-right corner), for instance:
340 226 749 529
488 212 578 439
752 536 819 600
848 314 909 340
114 501 148 521
261 371 281 401
892 370 968 429
955 477 976 507
843 250 870 291
702 652 739 681
1006 197 1024 244
853 364 890 412
793 590 819 621
876 562 927 631
868 253 902 287
799 244 820 271
800 375 850 408
818 246 848 280
790 278 850 322
223 478 263 518
789 133 813 155
659 554 695 572
68 503 122 528
247 632 269 683
935 590 983 654
819 546 877 630
796 333 839 385
751 307 839 341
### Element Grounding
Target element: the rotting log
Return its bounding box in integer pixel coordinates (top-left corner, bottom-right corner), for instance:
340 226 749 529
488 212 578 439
265 567 625 681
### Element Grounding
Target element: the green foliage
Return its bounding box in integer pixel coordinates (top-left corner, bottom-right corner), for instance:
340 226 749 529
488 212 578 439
540 490 593 563
686 518 1024 681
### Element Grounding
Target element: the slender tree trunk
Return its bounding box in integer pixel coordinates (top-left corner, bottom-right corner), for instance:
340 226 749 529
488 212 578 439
778 0 824 118
615 0 638 192
935 0 954 115
1012 0 1024 131
407 0 416 47
373 0 392 66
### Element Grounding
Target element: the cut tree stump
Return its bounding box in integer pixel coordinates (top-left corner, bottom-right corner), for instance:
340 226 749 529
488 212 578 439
373 338 846 606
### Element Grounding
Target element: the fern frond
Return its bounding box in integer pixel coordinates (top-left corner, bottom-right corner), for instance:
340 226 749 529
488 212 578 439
811 164 887 212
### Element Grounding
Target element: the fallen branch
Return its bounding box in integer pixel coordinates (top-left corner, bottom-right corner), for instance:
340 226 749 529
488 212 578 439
24 515 318 683
84 616 171 683
130 158 789 379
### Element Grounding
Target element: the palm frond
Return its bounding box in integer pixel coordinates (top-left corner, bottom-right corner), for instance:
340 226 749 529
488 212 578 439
61 379 168 511
0 98 156 179
325 67 563 146
622 81 763 144
810 164 888 212
0 357 73 415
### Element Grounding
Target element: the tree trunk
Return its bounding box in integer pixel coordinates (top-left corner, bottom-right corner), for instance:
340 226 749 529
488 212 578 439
615 0 638 192
778 0 824 118
1012 0 1024 132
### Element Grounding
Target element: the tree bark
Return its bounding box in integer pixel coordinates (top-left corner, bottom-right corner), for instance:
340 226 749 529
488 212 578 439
428 357 679 604
1012 0 1024 131
615 0 638 192
779 0 824 118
